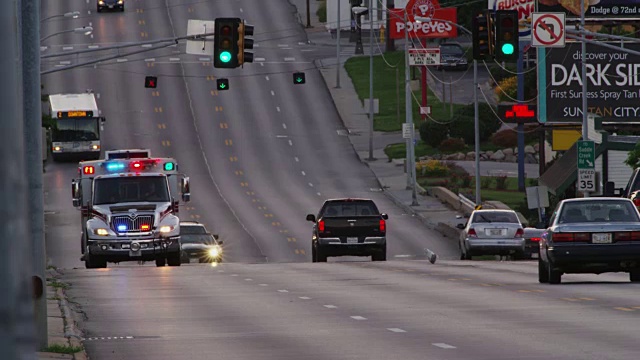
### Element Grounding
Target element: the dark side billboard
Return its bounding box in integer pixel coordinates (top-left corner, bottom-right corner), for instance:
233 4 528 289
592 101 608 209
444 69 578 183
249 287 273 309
538 42 640 123
539 0 640 18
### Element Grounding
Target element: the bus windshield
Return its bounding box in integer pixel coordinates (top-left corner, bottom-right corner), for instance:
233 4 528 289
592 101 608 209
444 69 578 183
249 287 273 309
51 118 100 142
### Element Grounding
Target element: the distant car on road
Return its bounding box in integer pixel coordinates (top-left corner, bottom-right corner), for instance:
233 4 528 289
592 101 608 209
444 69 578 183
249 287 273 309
97 0 124 12
306 198 388 262
457 209 525 260
539 197 640 284
523 227 545 259
179 222 223 263
437 42 469 71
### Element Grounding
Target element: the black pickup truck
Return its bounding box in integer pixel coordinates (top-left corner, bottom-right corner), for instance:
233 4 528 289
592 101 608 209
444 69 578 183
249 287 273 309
306 198 388 262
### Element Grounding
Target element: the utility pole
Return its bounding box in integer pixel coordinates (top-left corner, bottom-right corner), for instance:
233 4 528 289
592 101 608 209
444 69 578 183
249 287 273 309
22 0 48 349
336 0 341 88
385 0 395 52
1 1 37 358
580 0 589 198
368 0 375 161
306 0 311 28
404 10 418 205
474 59 481 206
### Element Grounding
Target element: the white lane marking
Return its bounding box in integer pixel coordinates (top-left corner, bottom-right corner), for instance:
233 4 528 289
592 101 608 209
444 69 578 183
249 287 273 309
125 336 133 339
294 157 299 162
170 57 180 61
142 44 153 48
255 57 266 62
278 44 288 47
282 123 287 129
387 328 407 333
116 58 128 63
244 278 253 281
308 183 314 187
299 296 311 300
260 62 264 67
218 270 225 273
288 140 293 146
88 45 100 49
271 90 275 96
145 58 155 62
63 46 73 51
230 274 239 277
284 57 296 61
317 192 322 196
277 289 289 293
276 135 288 138
89 22 92 26
265 76 270 81
199 57 211 62
259 284 268 286
301 171 306 176
96 93 101 99
240 8 243 12
432 343 456 349
90 35 94 39
253 44 260 47
394 255 411 258
323 305 337 309
276 106 281 112
59 61 71 65
298 42 306 45
350 316 367 320
301 49 315 52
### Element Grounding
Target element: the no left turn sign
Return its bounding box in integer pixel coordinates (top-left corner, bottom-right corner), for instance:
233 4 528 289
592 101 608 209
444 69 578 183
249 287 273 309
532 13 565 48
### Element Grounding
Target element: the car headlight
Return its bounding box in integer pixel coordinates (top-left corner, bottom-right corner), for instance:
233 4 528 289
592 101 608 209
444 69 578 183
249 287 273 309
94 228 109 236
99 1 105 4
159 225 174 233
118 0 123 3
208 246 221 258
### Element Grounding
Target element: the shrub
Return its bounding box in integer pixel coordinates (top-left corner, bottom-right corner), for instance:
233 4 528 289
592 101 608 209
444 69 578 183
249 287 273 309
450 103 501 143
438 137 466 153
481 177 492 189
460 173 472 188
491 130 517 148
419 120 449 148
526 178 538 187
495 75 518 102
316 1 327 23
495 175 509 190
419 159 449 177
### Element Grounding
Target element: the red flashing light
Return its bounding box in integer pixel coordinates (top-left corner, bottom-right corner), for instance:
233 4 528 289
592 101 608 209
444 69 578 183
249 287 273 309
131 162 143 170
83 166 95 175
141 224 150 231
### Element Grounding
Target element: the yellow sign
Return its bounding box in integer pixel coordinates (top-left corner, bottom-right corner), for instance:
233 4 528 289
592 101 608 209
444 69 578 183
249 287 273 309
67 111 87 117
475 204 483 210
552 129 581 151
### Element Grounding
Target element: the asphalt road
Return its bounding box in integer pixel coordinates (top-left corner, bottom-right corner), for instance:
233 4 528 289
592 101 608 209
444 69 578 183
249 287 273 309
40 1 640 359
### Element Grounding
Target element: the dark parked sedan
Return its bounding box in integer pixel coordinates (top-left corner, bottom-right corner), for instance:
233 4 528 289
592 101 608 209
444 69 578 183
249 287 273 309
539 198 640 284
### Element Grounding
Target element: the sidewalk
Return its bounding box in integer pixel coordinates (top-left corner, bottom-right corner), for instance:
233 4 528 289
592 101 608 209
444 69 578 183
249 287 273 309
37 269 86 360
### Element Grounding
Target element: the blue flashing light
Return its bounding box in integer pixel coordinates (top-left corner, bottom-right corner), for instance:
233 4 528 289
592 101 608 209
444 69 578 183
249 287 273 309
117 224 127 232
106 162 126 172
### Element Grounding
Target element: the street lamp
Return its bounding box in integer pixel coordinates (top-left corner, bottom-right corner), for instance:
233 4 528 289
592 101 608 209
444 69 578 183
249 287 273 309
352 6 367 55
415 16 482 206
40 11 80 23
40 26 93 43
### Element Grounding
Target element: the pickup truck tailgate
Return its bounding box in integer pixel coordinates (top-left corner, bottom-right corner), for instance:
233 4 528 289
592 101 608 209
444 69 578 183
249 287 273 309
320 216 384 238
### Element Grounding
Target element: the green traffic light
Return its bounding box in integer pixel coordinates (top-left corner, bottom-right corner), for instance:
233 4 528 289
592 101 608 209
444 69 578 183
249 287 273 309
218 83 226 89
219 51 232 63
501 43 515 55
296 77 302 83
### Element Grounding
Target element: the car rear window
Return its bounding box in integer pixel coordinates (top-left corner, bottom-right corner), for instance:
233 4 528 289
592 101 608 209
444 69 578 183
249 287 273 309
323 201 378 217
472 211 519 223
440 45 464 56
180 225 207 235
559 201 640 223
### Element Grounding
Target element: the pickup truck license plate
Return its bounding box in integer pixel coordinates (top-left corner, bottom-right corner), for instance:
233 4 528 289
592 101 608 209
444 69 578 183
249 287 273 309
592 233 612 244
346 237 358 244
129 249 142 257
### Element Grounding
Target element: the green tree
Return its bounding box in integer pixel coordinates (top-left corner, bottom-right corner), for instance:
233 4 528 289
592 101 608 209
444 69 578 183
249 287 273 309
625 142 640 169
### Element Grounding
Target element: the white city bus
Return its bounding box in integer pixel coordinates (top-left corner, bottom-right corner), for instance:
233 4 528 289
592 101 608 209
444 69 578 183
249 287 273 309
49 93 105 161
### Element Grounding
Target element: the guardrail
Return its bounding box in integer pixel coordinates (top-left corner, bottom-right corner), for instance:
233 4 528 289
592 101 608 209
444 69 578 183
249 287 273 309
458 193 476 209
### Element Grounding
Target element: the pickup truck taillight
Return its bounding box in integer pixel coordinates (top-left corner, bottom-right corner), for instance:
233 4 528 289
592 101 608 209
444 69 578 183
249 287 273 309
318 219 325 232
379 219 386 233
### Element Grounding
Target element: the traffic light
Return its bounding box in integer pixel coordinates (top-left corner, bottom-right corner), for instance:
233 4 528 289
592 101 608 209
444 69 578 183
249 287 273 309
144 76 157 88
214 18 241 68
472 11 492 60
217 78 229 90
237 21 254 66
293 72 305 84
494 10 519 62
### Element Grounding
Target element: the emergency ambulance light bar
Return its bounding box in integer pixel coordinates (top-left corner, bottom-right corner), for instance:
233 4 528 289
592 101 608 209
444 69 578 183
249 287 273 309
106 163 126 172
83 166 95 175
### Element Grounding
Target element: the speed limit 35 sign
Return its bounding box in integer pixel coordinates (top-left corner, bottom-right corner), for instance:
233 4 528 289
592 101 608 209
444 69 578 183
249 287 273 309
577 168 596 192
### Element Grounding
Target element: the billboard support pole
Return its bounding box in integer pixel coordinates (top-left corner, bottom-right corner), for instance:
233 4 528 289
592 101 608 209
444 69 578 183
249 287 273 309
580 0 589 198
517 45 525 192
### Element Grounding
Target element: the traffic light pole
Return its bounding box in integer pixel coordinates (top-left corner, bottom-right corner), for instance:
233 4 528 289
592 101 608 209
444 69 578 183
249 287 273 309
580 0 589 198
404 10 418 205
473 59 481 206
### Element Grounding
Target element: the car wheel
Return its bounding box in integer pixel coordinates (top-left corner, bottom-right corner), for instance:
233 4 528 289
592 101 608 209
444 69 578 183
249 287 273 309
547 261 562 284
167 253 181 267
316 247 327 263
97 6 102 12
538 259 549 283
311 246 317 263
155 257 166 267
85 254 106 269
372 246 386 261
630 271 640 282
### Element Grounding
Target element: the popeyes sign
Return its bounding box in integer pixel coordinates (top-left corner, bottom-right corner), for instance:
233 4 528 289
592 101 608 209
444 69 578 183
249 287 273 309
389 0 457 39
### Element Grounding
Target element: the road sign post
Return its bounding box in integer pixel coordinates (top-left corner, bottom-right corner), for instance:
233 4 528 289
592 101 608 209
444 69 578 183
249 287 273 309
577 140 595 193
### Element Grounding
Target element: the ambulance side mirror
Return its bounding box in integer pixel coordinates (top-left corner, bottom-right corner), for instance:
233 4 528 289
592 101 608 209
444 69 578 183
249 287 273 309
71 180 81 208
181 177 191 202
